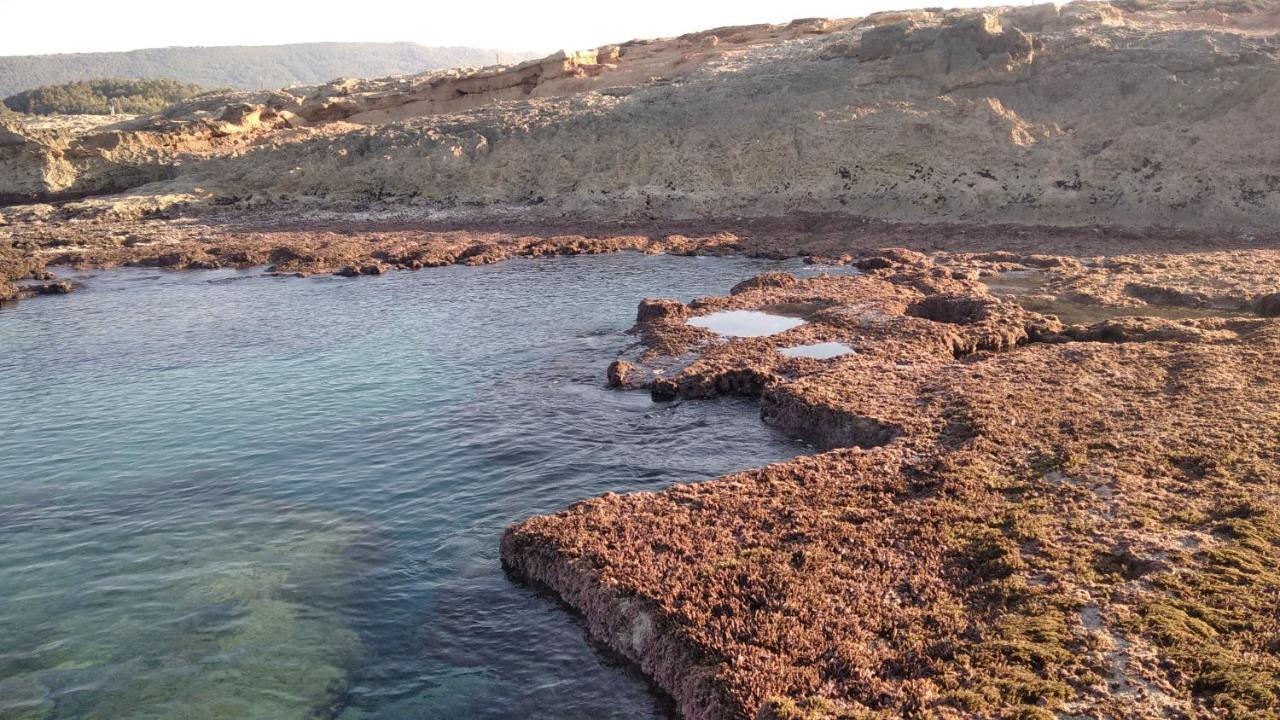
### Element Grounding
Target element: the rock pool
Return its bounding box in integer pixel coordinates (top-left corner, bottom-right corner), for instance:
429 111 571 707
778 342 855 359
0 254 808 719
687 310 806 337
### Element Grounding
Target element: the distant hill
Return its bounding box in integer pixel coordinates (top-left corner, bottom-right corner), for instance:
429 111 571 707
0 43 537 98
4 78 219 115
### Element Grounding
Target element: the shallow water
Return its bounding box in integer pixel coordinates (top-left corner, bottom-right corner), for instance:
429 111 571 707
778 342 855 359
687 310 806 337
983 270 1244 325
0 254 808 720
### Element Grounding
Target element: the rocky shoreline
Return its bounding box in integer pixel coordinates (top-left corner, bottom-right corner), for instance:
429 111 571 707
503 248 1280 719
3 0 1279 714
5 212 1279 717
4 208 1278 302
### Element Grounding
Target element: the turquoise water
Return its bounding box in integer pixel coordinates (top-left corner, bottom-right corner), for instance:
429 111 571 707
0 254 807 720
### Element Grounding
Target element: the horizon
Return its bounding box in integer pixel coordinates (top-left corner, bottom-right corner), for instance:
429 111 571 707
3 0 1041 57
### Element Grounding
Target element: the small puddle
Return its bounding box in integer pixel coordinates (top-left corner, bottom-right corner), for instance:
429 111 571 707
983 270 1245 325
980 269 1052 296
779 342 855 359
688 310 806 337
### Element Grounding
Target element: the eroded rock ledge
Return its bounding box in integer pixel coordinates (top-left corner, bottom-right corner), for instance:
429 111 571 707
5 0 1280 228
503 251 1280 719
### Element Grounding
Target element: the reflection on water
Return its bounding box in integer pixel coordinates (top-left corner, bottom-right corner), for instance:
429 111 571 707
688 310 806 337
778 342 855 359
0 253 807 719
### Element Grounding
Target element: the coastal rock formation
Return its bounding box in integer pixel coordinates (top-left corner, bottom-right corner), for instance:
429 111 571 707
4 0 1280 230
504 254 1280 719
828 12 1037 82
3 3 1280 717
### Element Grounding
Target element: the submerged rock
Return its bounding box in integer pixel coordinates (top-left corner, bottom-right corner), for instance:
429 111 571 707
606 359 634 388
3 509 367 720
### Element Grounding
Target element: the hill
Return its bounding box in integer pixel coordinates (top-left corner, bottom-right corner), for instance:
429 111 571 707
4 78 219 115
0 42 535 98
3 1 1280 232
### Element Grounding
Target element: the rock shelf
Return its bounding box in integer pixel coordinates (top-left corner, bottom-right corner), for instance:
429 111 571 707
504 251 1280 719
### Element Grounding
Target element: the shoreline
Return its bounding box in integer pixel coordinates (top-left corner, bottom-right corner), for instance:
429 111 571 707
5 208 1280 304
503 251 1280 718
4 213 1280 717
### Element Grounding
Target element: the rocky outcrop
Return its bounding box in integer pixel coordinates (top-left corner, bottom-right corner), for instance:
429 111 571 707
0 121 77 203
7 0 1280 231
826 12 1036 83
635 298 691 323
730 272 798 295
504 252 1280 719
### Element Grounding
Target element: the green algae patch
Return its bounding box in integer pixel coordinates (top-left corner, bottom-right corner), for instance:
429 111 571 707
1127 506 1280 717
944 536 1093 717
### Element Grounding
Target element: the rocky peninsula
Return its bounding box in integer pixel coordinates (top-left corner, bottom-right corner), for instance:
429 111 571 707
2 1 1279 718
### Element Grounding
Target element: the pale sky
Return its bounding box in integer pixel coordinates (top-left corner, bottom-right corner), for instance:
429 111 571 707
1 0 1037 56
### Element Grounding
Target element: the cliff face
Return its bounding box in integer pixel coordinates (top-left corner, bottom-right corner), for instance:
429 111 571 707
3 0 1280 230
0 43 541 98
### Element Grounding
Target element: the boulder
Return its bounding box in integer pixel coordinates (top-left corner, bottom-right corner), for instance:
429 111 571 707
636 298 689 323
607 360 634 388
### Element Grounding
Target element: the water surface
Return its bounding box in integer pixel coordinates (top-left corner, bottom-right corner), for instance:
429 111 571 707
778 342 855 359
0 254 807 719
687 310 806 338
982 270 1245 325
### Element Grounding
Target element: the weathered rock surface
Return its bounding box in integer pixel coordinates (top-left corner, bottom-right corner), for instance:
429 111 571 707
504 253 1280 719
3 3 1280 718
5 0 1280 230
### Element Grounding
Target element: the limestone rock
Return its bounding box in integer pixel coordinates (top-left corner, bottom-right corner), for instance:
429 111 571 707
4 1 1280 231
850 14 1035 77
607 360 634 388
636 298 689 324
731 272 798 295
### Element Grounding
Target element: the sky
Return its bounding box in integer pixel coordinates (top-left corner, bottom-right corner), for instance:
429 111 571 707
1 0 1037 56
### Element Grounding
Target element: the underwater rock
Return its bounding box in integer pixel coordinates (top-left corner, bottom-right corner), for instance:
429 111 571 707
1 508 367 720
607 359 635 388
0 674 53 720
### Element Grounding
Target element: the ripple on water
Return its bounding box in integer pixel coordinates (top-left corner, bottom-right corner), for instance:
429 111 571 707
0 253 807 719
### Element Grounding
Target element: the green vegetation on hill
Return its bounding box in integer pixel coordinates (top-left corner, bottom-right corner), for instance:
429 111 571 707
3 78 217 115
0 43 536 98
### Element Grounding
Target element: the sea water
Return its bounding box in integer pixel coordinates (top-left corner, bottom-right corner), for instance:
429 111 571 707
0 253 808 720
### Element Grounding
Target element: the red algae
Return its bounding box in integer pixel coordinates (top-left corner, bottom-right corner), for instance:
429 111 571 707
504 251 1280 719
6 209 1280 717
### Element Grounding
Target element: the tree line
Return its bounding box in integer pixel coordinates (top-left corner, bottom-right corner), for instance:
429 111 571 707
2 78 217 116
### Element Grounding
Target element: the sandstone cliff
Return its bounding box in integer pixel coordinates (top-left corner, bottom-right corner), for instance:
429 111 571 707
3 0 1280 229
